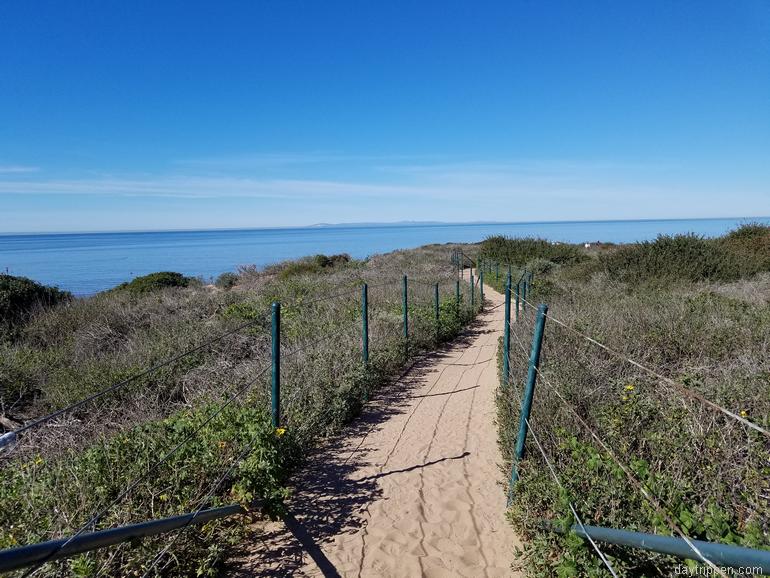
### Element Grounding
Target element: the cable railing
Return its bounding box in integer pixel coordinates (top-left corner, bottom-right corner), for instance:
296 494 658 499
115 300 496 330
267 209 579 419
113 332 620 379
0 257 484 575
499 272 770 575
7 251 767 575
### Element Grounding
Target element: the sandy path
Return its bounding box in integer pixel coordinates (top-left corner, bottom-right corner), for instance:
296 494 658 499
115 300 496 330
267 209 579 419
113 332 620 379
233 279 521 577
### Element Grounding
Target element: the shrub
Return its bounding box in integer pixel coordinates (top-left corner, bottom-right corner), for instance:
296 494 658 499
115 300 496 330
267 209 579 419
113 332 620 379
0 402 299 577
718 223 770 274
215 272 239 290
480 236 586 267
313 253 351 268
598 234 739 283
272 253 353 279
113 271 192 294
525 258 558 276
0 274 70 329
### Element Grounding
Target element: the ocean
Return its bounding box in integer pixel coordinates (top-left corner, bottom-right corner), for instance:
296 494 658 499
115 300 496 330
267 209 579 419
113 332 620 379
1 218 768 295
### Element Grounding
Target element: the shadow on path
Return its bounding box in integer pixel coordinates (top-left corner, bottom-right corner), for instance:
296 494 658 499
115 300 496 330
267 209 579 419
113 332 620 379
229 308 499 576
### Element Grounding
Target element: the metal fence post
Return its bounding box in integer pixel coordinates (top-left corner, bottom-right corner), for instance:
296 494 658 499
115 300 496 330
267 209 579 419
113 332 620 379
509 303 548 496
271 302 281 428
362 283 369 364
402 275 408 359
455 279 460 318
514 281 520 322
503 278 511 386
522 279 528 311
496 262 500 281
470 273 475 310
434 282 440 342
480 271 484 310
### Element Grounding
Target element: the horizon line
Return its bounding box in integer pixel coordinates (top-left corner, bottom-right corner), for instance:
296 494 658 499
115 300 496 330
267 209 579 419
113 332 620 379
1 215 769 237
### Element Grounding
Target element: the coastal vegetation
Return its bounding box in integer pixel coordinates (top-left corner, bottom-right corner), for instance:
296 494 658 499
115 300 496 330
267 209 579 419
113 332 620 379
481 224 770 576
0 245 474 577
0 274 71 332
112 271 194 294
3 225 769 577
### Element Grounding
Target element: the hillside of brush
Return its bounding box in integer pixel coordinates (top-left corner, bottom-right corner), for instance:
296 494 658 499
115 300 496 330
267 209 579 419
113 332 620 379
0 244 473 577
478 224 770 576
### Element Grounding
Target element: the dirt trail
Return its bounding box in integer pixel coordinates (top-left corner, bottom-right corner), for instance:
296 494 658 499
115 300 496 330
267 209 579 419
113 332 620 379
233 279 521 577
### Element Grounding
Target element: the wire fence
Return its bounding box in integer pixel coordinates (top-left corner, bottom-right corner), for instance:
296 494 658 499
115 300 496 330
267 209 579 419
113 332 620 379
500 271 770 576
0 254 485 576
6 252 767 575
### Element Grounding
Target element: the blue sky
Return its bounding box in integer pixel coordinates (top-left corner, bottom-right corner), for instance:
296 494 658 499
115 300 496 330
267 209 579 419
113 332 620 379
1 1 768 233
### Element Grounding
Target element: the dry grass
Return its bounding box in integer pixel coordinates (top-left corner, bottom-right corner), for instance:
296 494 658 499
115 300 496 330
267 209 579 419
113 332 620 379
0 243 476 577
480 230 770 576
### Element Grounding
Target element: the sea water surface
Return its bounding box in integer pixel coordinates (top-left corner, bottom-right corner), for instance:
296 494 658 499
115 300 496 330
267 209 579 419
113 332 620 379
1 218 768 295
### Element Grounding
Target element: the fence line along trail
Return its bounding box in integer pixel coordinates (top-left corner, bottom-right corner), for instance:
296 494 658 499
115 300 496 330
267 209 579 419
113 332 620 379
233 275 521 577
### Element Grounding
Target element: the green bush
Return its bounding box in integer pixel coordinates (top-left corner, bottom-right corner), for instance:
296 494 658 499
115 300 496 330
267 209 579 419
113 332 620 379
480 236 586 268
313 253 351 268
0 274 70 329
272 253 353 280
598 234 741 283
215 272 239 290
596 226 770 285
0 402 298 577
718 223 770 274
113 271 192 294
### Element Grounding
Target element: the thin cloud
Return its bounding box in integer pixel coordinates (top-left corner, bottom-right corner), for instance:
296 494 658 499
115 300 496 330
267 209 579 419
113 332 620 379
174 152 443 169
0 165 39 174
0 175 435 199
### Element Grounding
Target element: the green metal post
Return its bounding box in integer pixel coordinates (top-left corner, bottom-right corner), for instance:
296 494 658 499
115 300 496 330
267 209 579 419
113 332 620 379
470 273 475 310
455 279 460 319
503 278 511 386
522 279 528 311
434 282 440 342
514 282 520 322
362 283 369 364
402 275 408 359
496 262 499 281
271 302 281 428
480 271 484 311
510 304 548 494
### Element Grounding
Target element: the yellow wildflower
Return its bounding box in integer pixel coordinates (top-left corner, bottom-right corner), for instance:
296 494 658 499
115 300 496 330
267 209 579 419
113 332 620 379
159 494 169 502
624 384 635 391
740 410 748 418
275 427 287 437
218 441 227 449
34 455 43 465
